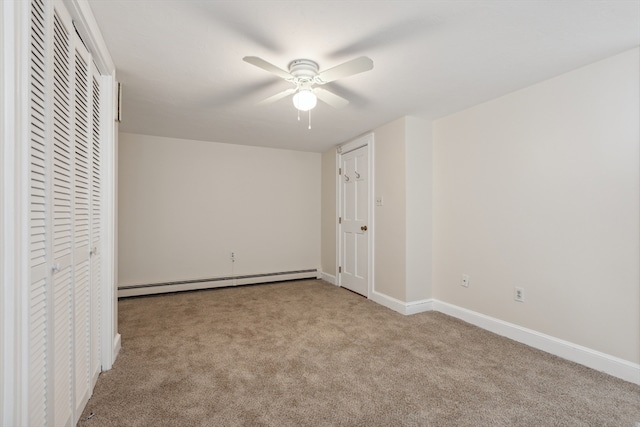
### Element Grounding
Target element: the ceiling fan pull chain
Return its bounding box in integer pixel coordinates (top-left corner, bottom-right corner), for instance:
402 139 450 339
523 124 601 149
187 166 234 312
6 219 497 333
297 108 300 121
308 109 311 130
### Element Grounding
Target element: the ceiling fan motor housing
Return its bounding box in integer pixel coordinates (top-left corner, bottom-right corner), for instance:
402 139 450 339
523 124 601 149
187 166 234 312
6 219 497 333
288 59 319 82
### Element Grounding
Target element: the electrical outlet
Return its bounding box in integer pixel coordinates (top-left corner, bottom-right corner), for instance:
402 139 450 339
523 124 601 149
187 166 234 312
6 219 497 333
461 274 470 288
514 287 525 302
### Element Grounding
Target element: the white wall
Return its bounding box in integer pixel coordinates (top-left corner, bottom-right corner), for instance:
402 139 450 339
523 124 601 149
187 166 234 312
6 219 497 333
118 133 321 287
433 48 640 364
321 117 434 304
373 119 407 301
405 117 432 302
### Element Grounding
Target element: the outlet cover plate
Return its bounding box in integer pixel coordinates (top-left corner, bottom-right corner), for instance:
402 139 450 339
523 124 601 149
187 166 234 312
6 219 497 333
461 274 470 288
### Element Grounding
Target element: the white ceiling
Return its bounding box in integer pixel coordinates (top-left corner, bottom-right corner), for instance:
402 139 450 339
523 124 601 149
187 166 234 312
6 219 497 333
87 1 640 153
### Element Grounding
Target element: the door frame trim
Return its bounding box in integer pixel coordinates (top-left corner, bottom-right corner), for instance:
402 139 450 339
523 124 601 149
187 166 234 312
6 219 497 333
66 0 120 371
336 133 374 298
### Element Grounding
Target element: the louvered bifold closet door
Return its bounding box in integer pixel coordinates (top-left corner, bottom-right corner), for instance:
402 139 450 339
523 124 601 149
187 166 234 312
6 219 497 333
73 34 93 414
28 0 51 424
27 0 104 425
52 5 74 426
90 69 103 385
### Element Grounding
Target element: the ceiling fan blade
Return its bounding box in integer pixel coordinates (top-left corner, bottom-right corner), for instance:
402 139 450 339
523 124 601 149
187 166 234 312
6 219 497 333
314 87 349 109
243 56 292 80
315 56 373 84
256 88 296 106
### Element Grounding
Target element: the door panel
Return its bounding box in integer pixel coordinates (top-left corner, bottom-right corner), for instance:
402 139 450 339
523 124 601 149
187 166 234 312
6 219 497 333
340 145 369 296
28 0 50 424
90 71 102 385
73 32 92 414
52 9 74 425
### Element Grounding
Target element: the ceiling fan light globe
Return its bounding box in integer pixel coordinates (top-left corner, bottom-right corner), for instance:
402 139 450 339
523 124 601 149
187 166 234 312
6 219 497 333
293 90 317 111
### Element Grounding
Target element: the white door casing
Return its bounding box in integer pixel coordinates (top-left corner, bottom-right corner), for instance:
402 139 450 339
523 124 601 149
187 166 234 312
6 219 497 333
338 134 374 297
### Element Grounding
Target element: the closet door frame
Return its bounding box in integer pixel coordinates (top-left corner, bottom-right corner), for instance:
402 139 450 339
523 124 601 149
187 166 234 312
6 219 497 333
63 0 120 372
66 0 121 372
1 1 33 424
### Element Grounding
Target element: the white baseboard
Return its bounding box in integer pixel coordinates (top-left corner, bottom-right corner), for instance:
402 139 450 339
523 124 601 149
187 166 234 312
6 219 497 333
113 333 121 363
433 300 640 386
406 298 434 315
320 271 337 285
365 293 639 385
117 270 318 298
234 271 316 286
370 290 433 315
118 278 235 297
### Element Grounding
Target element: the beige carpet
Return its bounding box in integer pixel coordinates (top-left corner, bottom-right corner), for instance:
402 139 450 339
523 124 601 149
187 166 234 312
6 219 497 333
79 280 640 426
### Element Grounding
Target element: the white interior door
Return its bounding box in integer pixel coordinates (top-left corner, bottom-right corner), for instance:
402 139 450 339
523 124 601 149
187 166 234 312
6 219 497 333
51 8 75 425
28 1 51 424
340 145 369 296
89 67 103 388
73 30 93 415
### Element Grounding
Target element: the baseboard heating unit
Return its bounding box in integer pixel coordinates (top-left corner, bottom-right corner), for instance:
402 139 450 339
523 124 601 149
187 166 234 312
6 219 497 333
118 269 319 298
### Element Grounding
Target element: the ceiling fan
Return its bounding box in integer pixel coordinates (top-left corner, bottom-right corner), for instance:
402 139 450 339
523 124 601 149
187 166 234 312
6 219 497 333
243 56 374 112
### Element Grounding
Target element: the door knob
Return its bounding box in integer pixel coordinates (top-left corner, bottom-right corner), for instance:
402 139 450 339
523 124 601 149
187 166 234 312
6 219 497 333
361 225 368 231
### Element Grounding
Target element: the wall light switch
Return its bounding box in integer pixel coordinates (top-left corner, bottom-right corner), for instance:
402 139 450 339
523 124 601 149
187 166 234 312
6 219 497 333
376 196 383 206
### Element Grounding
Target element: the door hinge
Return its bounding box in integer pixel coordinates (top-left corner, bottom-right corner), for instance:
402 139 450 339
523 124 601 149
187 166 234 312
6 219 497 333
338 217 342 224
339 167 342 175
339 266 342 273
